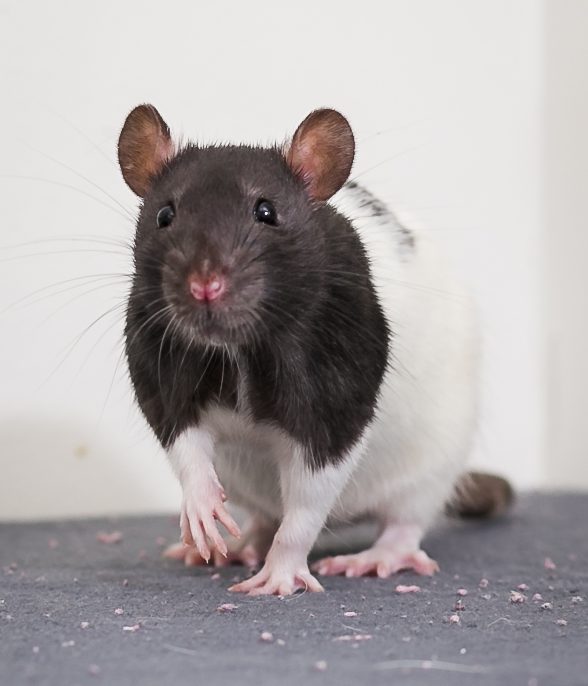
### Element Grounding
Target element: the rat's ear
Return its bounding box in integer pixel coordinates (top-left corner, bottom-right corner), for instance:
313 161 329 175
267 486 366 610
285 109 355 201
118 104 175 197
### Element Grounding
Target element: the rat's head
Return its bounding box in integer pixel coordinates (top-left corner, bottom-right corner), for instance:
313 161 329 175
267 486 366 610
118 104 354 347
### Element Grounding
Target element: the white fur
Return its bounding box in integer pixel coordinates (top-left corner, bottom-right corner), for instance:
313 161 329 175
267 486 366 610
167 184 478 553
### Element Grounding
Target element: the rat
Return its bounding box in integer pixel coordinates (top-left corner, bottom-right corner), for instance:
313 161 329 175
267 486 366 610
117 104 513 595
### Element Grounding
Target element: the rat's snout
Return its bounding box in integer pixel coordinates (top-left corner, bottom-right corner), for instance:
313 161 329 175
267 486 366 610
187 271 226 303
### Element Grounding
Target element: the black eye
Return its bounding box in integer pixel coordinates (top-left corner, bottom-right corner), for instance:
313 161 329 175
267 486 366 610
254 198 278 226
156 204 175 229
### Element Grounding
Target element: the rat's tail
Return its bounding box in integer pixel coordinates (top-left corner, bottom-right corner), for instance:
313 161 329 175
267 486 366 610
446 471 514 518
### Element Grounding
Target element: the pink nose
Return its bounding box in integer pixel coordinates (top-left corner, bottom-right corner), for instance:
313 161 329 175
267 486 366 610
188 273 226 302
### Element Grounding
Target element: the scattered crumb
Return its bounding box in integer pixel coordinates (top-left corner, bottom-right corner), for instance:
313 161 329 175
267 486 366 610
479 578 489 588
32 646 39 654
460 648 467 655
122 579 129 587
260 631 274 643
449 614 460 624
276 639 286 646
334 634 372 642
541 603 553 611
395 584 421 594
96 531 123 544
571 596 583 604
517 584 529 591
48 538 59 549
548 584 555 591
456 588 468 597
122 624 140 632
88 664 101 676
544 557 556 570
556 618 568 626
532 593 543 602
61 640 75 648
481 593 492 601
343 611 358 617
217 603 238 613
453 574 460 580
114 608 124 615
314 660 327 671
510 591 526 604
211 573 221 580
80 621 90 629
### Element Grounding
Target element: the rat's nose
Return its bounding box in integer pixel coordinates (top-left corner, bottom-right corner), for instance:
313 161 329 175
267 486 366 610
188 273 226 302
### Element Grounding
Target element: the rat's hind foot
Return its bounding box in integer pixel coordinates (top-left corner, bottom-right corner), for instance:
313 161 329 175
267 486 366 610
313 522 439 578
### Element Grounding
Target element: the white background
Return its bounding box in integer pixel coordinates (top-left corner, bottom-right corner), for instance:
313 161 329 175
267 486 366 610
0 0 586 520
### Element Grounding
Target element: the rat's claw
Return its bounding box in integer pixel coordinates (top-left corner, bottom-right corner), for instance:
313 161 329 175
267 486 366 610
229 563 323 596
215 503 241 539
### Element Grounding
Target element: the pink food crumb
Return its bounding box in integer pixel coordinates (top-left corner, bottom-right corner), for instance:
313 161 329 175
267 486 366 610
395 584 421 594
517 583 529 591
260 631 274 643
114 608 124 615
48 538 59 549
314 660 328 671
122 624 140 632
541 602 553 611
571 596 583 604
449 614 460 624
210 573 221 580
88 664 101 676
217 603 239 613
456 588 468 597
556 618 568 626
510 591 526 604
544 557 556 570
343 611 358 617
532 593 543 602
80 621 90 629
122 579 129 587
96 531 123 544
479 578 489 588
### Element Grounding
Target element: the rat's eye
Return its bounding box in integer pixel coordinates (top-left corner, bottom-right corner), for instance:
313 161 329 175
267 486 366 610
253 198 278 226
156 204 175 229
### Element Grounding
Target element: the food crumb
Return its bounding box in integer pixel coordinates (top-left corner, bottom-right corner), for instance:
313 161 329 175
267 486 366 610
80 621 90 629
481 593 492 601
517 583 529 591
217 603 238 613
276 638 286 646
61 640 75 648
541 602 553 611
456 588 468 596
260 631 274 643
343 611 358 617
211 573 221 580
395 584 421 594
122 624 140 632
32 646 39 654
122 579 129 587
449 614 460 624
88 664 101 676
114 608 124 615
544 557 556 570
479 578 489 588
96 531 123 544
48 538 59 549
460 648 467 655
571 596 583 604
510 591 526 604
556 618 568 626
314 660 327 671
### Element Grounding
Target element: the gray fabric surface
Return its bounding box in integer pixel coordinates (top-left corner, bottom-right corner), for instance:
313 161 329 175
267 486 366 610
1 493 587 686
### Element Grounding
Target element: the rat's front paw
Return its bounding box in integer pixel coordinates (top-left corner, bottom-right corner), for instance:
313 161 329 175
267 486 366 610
228 559 323 596
180 478 241 562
